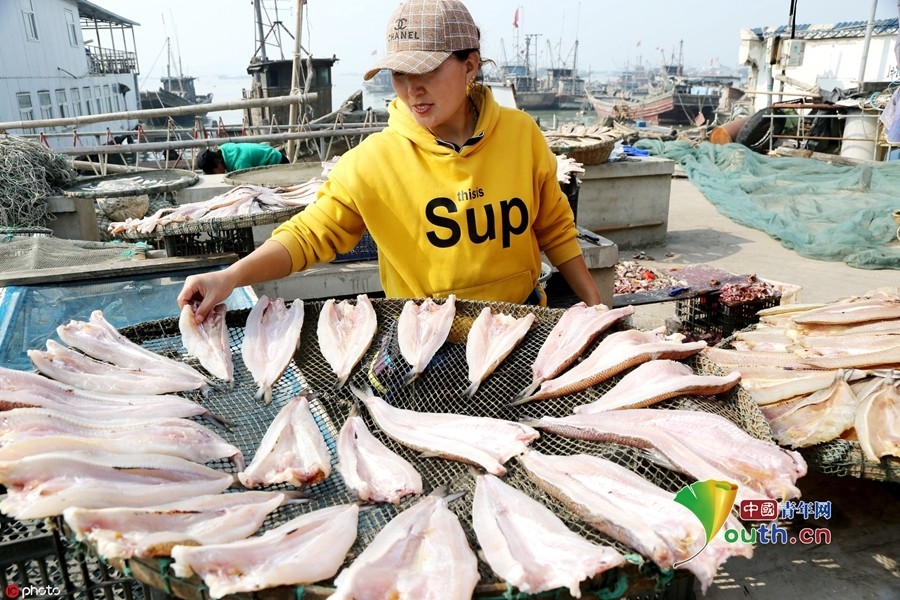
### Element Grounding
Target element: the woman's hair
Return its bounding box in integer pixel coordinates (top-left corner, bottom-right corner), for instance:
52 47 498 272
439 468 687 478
451 48 494 83
197 149 223 174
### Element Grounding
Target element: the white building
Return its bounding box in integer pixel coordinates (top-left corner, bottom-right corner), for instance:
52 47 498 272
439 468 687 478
740 18 899 114
0 0 141 148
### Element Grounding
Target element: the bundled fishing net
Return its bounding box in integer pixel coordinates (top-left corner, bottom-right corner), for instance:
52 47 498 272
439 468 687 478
636 140 900 270
0 135 76 228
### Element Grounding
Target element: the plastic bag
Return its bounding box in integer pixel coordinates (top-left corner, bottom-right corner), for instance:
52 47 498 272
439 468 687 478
878 87 900 144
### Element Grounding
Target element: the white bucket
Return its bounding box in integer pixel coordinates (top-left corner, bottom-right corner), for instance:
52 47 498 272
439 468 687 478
840 110 878 161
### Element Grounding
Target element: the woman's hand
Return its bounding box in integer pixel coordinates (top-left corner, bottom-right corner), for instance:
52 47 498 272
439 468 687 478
177 270 239 324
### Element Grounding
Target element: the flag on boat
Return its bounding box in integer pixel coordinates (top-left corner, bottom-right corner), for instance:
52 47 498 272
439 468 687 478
513 7 519 29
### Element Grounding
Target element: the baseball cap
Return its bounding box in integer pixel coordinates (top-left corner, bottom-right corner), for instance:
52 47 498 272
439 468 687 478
363 0 479 81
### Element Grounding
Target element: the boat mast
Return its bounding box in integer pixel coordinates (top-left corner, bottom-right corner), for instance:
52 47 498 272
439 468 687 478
286 0 306 161
254 0 268 62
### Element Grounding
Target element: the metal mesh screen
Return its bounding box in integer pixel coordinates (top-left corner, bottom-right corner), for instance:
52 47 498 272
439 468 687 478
81 298 774 596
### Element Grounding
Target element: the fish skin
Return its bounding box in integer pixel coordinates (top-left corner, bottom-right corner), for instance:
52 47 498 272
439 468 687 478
573 360 741 413
170 504 359 599
336 413 422 504
465 308 535 398
790 299 900 325
519 303 636 399
238 395 332 489
57 310 209 388
0 451 235 519
241 296 304 404
472 472 625 598
527 409 806 504
28 340 208 395
0 365 209 419
0 409 244 468
331 493 479 600
397 294 457 384
352 386 539 476
317 294 377 390
63 491 285 559
517 329 707 404
179 303 233 381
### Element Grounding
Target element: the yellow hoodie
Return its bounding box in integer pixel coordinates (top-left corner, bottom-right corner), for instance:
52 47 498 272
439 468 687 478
271 84 582 303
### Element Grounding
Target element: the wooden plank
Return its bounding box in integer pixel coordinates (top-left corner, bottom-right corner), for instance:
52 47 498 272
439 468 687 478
0 254 238 286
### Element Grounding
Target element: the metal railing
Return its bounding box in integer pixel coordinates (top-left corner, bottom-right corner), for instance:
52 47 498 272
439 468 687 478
767 101 883 161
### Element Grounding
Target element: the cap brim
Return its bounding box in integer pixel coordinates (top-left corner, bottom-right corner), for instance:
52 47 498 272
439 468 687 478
363 51 450 81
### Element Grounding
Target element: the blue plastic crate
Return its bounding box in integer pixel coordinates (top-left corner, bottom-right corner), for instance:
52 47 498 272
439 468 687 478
333 231 378 263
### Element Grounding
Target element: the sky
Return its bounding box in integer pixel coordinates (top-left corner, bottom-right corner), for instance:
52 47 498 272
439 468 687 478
94 0 897 94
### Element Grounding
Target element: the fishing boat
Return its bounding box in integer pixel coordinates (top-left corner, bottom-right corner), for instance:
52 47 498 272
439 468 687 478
139 38 212 128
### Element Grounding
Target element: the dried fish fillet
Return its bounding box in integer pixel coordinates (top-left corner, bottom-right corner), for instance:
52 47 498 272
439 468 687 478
317 294 377 389
331 492 478 600
238 395 332 489
241 296 304 404
397 294 457 384
63 491 285 559
855 378 900 461
573 360 741 413
465 307 535 398
179 302 233 381
352 386 538 476
762 380 859 448
171 504 359 599
336 410 422 504
472 472 625 597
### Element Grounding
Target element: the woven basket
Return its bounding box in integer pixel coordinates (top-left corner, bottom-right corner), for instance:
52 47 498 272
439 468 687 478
546 136 617 166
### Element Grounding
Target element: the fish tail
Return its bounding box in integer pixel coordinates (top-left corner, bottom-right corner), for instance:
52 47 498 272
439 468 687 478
335 374 349 390
203 412 235 430
463 380 481 399
254 386 273 405
230 452 246 472
350 384 375 404
514 380 541 404
403 367 420 386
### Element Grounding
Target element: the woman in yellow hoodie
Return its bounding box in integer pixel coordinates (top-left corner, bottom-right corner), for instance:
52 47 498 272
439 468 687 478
179 0 601 322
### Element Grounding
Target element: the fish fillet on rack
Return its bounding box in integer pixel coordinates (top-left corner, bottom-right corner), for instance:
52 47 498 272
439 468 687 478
518 451 753 594
331 491 478 600
28 340 208 395
238 395 332 489
63 491 286 560
464 307 535 398
855 376 900 461
317 294 378 389
518 303 636 400
472 472 625 597
0 408 243 468
179 302 233 381
397 294 456 384
57 309 210 390
170 503 359 599
336 406 422 504
241 296 305 404
0 451 234 519
352 386 538 476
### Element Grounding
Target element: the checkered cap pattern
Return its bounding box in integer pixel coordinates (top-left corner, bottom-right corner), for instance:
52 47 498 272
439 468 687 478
364 0 479 80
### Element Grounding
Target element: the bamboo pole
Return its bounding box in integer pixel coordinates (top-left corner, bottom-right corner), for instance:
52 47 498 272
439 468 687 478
286 0 307 162
0 94 316 132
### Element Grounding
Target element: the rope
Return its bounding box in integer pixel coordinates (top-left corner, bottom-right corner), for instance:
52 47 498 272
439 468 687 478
0 135 75 228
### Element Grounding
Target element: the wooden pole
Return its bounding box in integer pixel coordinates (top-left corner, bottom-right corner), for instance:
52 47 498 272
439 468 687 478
286 0 306 162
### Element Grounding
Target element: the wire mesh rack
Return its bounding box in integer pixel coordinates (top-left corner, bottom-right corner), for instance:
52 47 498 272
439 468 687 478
38 298 776 600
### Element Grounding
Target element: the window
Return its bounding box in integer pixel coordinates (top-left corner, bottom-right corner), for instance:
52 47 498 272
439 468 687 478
16 92 34 133
21 0 38 40
71 87 82 117
37 91 53 120
83 86 92 115
94 85 102 114
103 85 112 113
55 89 68 119
64 9 77 46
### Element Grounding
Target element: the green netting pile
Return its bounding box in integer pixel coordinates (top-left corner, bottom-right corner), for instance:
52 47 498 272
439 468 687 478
634 140 900 270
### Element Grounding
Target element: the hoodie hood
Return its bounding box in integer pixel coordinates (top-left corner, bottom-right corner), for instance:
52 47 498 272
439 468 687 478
385 83 498 157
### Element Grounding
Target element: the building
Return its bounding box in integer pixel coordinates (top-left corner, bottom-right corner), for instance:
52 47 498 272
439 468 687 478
0 0 141 148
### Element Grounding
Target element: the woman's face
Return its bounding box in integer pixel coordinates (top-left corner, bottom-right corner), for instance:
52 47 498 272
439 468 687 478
391 53 479 140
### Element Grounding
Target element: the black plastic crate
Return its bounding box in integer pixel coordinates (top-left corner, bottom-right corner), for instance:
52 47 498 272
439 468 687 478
333 231 378 263
162 227 256 258
676 292 780 340
1 516 150 600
